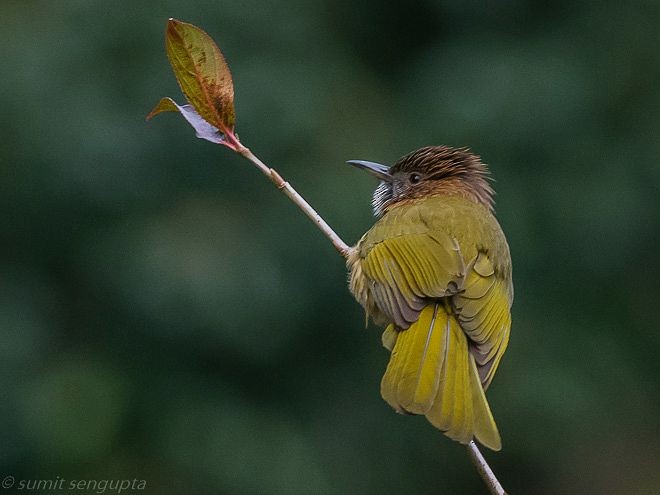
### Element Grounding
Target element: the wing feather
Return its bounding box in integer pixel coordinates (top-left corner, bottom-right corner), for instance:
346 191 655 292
453 254 512 389
362 230 463 327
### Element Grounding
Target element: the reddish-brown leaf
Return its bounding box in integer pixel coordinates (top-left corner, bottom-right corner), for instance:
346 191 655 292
165 18 235 132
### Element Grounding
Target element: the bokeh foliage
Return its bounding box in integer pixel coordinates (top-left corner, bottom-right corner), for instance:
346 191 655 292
2 1 660 493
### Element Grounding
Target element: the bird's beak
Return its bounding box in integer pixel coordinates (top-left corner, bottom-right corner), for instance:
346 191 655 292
346 160 392 182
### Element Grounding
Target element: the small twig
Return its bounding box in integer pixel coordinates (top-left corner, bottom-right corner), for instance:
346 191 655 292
236 145 351 257
236 141 505 495
467 441 507 494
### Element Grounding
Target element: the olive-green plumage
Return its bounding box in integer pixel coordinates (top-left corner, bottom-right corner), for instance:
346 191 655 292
347 146 513 451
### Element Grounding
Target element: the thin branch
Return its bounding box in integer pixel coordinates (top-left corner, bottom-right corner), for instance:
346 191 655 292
236 145 351 258
467 441 507 495
235 142 505 495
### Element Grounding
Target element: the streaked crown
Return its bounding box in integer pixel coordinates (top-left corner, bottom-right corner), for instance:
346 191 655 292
371 146 494 216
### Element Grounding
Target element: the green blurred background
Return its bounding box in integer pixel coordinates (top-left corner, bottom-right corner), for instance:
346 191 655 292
2 1 660 493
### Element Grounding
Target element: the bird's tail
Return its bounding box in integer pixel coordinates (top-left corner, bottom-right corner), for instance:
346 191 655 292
380 302 501 451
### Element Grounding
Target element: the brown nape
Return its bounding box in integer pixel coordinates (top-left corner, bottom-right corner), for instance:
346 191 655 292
391 146 495 211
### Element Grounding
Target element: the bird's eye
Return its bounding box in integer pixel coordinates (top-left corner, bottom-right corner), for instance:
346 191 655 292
409 173 422 184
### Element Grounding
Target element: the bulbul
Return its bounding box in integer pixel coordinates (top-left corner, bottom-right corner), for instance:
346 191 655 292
347 146 513 451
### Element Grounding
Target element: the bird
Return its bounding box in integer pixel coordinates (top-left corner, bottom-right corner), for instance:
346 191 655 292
346 145 513 451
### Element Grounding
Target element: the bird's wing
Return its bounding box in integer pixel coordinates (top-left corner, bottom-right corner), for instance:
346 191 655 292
453 252 512 389
359 215 511 389
360 228 465 329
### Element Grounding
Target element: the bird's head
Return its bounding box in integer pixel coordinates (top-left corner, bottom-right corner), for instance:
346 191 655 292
348 146 494 217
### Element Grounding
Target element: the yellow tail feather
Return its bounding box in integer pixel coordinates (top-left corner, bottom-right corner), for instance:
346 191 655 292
380 303 501 451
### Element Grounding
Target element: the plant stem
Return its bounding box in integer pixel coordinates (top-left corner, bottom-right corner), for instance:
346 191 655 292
467 441 507 495
235 142 505 495
236 145 351 258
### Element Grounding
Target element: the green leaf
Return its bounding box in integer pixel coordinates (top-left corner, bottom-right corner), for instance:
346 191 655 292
165 18 235 132
146 97 225 144
145 96 179 119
